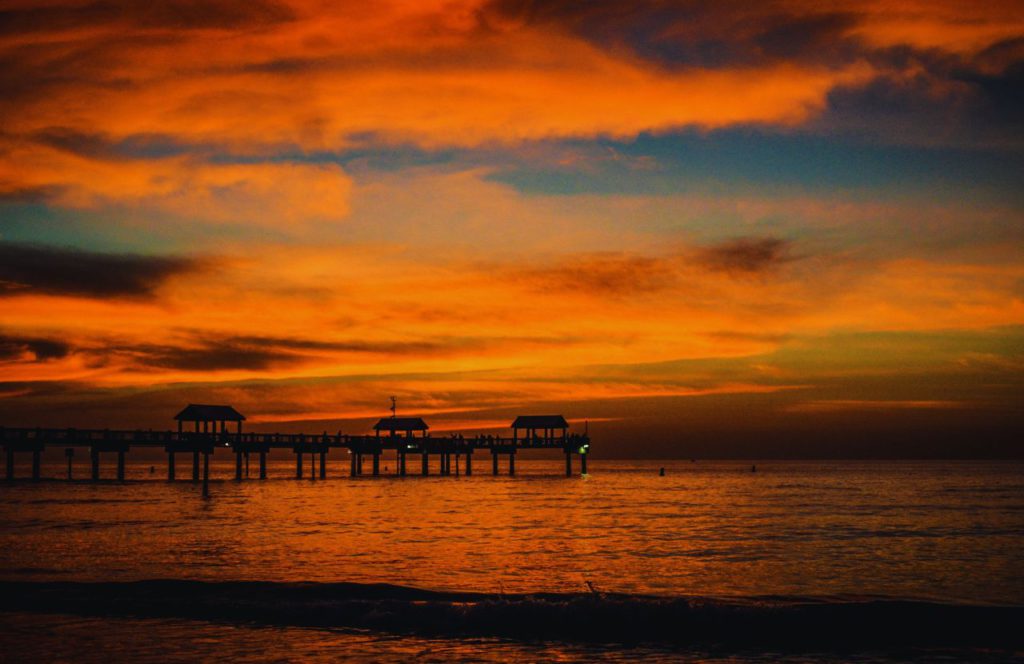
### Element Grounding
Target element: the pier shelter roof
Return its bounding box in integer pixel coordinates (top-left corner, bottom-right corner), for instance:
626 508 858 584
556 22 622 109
175 404 246 422
374 417 429 432
512 415 568 430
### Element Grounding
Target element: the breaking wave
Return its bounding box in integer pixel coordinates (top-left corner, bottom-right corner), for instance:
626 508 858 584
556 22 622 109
1 580 1021 650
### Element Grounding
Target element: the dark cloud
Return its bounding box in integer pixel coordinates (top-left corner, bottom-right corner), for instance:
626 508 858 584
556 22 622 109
704 330 789 344
517 254 676 295
0 184 62 203
696 237 791 274
30 127 122 159
0 330 582 373
480 1 863 69
108 335 520 371
0 0 295 36
0 242 199 299
124 341 298 371
0 335 71 362
28 127 197 160
752 11 856 60
816 39 1024 147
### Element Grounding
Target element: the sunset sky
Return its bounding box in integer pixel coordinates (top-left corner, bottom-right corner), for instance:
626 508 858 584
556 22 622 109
1 0 1022 456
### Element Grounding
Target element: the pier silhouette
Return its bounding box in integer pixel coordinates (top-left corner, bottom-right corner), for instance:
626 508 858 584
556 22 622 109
1 403 591 492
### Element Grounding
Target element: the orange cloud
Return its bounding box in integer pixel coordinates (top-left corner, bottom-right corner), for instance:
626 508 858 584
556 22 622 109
0 141 350 224
0 1 876 154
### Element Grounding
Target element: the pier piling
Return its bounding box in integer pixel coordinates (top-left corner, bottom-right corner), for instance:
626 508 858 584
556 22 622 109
66 448 74 480
372 452 380 476
91 449 99 481
31 450 41 481
320 450 326 479
296 452 303 479
202 452 209 498
259 451 267 479
168 452 175 481
492 451 498 475
192 452 199 482
509 452 515 476
465 451 472 476
116 451 125 482
422 452 429 476
235 451 242 480
581 453 587 475
5 449 13 481
565 451 572 477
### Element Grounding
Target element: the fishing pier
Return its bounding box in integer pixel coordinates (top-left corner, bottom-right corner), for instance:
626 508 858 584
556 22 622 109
1 404 591 493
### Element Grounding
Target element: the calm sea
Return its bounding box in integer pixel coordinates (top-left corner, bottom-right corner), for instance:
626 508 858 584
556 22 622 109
1 458 1022 661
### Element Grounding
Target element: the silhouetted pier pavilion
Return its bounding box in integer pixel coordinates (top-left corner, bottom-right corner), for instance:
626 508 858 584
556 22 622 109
1 404 591 490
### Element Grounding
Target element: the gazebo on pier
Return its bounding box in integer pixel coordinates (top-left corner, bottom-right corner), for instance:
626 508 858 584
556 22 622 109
374 417 429 439
512 415 569 446
175 404 246 435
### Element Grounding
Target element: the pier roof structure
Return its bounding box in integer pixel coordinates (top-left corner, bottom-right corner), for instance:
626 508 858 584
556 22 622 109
511 415 568 430
175 404 246 422
374 417 429 433
175 404 246 435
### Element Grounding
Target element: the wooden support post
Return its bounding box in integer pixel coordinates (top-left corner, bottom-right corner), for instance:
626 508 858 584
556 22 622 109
350 452 357 477
91 449 100 481
259 451 267 480
581 453 588 475
565 450 572 477
245 451 249 478
310 450 315 481
422 452 429 476
192 451 200 482
509 452 515 476
492 451 498 476
202 452 209 498
372 453 380 476
235 451 242 480
168 452 175 481
320 450 326 479
399 452 406 476
116 450 125 482
31 450 41 481
67 448 75 480
5 449 13 481
454 453 460 477
465 452 472 476
296 451 303 479
357 453 363 475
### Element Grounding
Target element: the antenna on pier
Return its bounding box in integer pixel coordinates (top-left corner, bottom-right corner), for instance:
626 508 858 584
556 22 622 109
389 396 397 419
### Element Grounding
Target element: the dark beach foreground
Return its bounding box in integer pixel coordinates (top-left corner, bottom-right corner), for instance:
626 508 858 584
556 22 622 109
2 579 1023 653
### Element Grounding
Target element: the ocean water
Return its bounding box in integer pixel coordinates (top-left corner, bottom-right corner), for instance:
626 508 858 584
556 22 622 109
1 458 1023 661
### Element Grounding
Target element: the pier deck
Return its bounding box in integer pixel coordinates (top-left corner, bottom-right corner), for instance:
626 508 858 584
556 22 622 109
0 427 591 486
